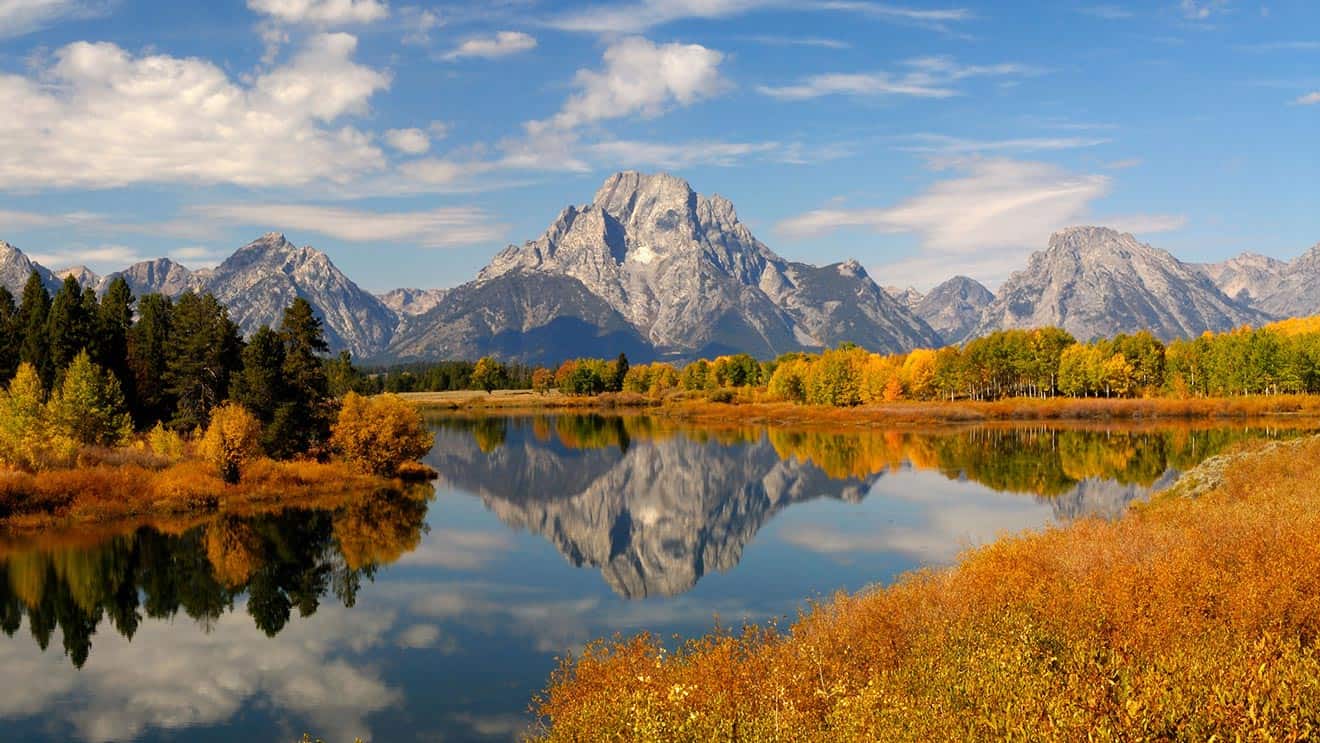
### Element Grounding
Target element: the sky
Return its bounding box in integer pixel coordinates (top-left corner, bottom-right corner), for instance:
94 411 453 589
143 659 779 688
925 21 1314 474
0 0 1315 293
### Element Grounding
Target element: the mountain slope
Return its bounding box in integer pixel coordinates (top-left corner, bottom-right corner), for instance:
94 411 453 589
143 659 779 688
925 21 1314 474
1246 243 1320 319
974 227 1266 341
914 276 994 345
101 258 197 297
1 241 62 295
197 233 397 358
469 171 938 360
1197 253 1286 305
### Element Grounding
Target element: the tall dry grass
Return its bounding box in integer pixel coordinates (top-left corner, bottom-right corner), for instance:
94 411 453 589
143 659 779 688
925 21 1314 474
532 435 1320 741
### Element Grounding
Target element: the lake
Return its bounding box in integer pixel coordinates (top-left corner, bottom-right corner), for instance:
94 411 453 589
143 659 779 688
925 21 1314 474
0 415 1310 742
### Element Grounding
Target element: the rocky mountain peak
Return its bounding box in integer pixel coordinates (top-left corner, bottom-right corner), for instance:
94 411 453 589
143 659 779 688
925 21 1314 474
57 265 101 289
0 239 61 295
914 276 994 345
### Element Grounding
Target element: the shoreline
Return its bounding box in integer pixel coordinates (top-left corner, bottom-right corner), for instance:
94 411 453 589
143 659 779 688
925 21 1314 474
404 390 1320 426
0 457 434 534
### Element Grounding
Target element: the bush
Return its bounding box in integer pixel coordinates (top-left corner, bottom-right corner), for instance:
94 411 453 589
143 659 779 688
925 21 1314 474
330 392 434 476
198 403 262 484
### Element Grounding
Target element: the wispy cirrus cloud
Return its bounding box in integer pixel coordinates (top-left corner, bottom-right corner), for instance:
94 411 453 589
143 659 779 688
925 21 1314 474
0 0 109 38
190 203 505 247
897 133 1111 154
1294 91 1320 105
758 55 1034 101
547 0 971 34
247 0 388 25
777 158 1184 287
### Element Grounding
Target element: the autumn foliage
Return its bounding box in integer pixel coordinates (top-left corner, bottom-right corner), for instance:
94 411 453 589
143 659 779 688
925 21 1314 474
533 435 1320 741
198 403 262 484
330 392 434 476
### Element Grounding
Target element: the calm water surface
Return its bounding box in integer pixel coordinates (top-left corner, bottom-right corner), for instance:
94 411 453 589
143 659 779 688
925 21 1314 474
0 415 1310 742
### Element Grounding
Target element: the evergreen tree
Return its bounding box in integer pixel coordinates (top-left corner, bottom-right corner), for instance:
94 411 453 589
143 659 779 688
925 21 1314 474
272 298 330 457
47 275 94 375
0 287 17 383
165 292 242 431
127 294 173 426
98 278 135 404
612 352 630 392
234 325 287 427
16 271 52 387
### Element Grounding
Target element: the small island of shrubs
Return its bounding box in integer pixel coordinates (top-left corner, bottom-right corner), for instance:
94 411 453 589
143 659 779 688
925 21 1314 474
0 271 432 530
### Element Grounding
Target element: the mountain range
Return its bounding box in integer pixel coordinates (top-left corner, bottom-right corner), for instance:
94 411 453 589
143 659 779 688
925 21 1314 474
2 172 1317 362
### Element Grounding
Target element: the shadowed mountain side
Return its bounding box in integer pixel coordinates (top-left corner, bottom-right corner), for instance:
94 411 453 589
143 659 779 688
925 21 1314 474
427 422 875 598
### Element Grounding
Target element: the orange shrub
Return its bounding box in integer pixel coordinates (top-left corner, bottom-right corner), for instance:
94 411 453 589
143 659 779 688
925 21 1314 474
331 393 434 476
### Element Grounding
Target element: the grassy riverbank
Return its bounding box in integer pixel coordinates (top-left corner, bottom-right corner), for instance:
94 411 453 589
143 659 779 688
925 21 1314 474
0 454 430 532
531 434 1320 741
408 389 1320 425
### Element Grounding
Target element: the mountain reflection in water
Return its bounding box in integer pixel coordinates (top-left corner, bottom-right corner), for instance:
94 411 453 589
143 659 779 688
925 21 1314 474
0 416 1312 742
426 416 1293 598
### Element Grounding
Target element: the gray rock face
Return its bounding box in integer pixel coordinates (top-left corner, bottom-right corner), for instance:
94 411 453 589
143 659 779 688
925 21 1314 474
0 241 61 296
426 421 875 598
914 276 994 345
884 285 924 308
974 226 1267 341
56 265 100 290
1197 253 1287 304
101 258 196 297
1243 243 1320 319
472 171 939 359
379 287 448 317
197 233 397 358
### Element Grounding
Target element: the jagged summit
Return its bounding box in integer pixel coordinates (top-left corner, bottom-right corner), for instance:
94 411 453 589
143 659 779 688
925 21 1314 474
975 226 1267 341
915 276 993 345
436 171 939 360
0 240 62 295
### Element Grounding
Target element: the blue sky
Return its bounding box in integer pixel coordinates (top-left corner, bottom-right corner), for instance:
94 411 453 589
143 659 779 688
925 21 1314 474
0 0 1316 292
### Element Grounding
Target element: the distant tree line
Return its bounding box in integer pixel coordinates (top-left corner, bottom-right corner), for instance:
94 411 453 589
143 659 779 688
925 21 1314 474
434 318 1320 404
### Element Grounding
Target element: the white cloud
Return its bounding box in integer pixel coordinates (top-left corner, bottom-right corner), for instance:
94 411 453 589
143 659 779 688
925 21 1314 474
0 34 391 190
399 5 440 44
30 243 151 270
758 55 1032 101
588 139 780 168
531 37 726 133
1294 91 1320 105
898 133 1110 154
0 0 105 38
778 158 1186 288
549 0 971 34
736 34 852 49
247 0 388 25
440 30 537 61
395 528 512 569
191 203 504 247
384 127 431 154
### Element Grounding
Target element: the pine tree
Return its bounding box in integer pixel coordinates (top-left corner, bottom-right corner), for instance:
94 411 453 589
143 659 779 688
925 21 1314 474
47 275 94 375
234 325 287 425
98 277 135 404
16 271 52 387
272 298 330 457
164 292 242 431
0 287 17 383
127 293 173 426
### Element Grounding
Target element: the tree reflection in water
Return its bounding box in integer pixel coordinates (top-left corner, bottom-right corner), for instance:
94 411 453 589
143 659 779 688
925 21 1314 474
0 484 432 667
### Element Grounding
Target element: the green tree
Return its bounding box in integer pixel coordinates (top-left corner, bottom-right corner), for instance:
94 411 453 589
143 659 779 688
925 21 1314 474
0 286 17 383
47 275 95 374
165 292 242 431
127 294 173 426
16 272 52 387
272 298 331 457
325 351 370 396
610 352 630 392
97 277 135 399
234 326 287 427
48 350 133 447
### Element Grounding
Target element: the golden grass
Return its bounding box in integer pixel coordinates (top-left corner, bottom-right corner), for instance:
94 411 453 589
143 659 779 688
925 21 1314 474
532 434 1320 741
0 456 397 532
414 390 1320 426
